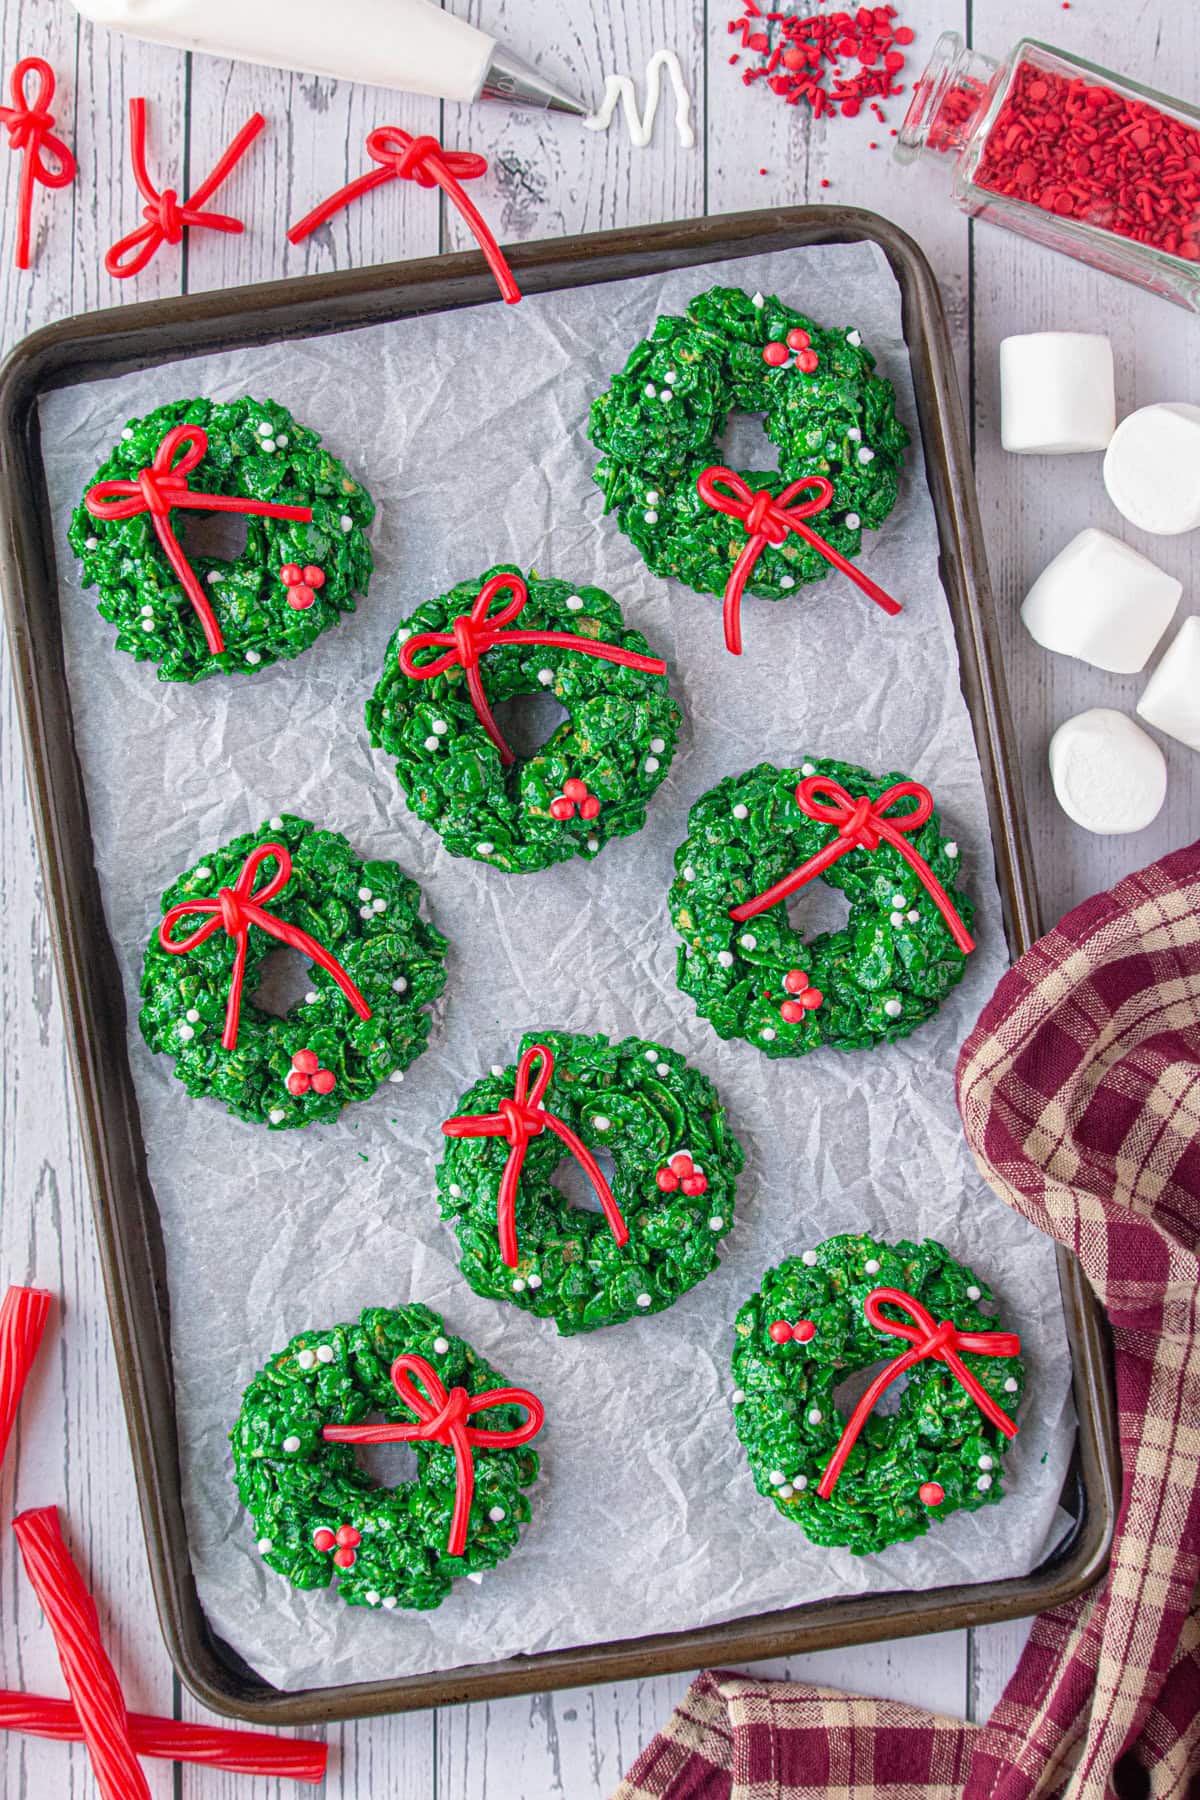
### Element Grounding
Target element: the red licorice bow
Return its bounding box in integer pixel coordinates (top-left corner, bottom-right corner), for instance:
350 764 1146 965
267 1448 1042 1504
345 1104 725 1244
85 423 313 656
442 1043 630 1267
695 466 903 655
323 1354 544 1557
0 58 76 271
157 842 372 1052
728 773 976 954
107 98 265 279
816 1286 1021 1499
400 571 668 767
288 128 521 306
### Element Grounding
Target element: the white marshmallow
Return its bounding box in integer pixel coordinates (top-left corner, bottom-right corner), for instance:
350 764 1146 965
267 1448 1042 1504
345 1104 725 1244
1104 404 1200 535
1000 333 1115 454
1049 709 1166 835
1020 528 1181 674
1137 616 1200 752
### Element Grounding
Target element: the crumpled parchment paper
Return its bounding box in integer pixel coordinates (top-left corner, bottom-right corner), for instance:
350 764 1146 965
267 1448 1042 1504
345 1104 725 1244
37 241 1075 1692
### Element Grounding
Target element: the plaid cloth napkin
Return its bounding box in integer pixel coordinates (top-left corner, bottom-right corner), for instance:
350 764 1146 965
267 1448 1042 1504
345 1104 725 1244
613 843 1200 1800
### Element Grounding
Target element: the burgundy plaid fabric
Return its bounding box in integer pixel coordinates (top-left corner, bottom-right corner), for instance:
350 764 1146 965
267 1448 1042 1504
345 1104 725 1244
613 843 1200 1800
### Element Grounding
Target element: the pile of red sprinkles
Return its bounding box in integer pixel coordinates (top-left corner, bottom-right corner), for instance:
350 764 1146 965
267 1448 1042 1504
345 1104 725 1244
728 3 914 128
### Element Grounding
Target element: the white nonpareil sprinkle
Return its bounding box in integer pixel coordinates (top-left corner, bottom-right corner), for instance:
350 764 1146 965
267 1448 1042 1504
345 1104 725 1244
780 575 795 589
768 1468 786 1486
257 1539 273 1555
907 909 920 924
316 1345 334 1364
739 933 757 949
269 1108 286 1124
122 427 134 440
752 292 765 308
847 330 862 345
978 1454 994 1470
664 370 677 384
141 604 154 617
245 650 261 665
491 1065 505 1078
644 383 657 398
636 1293 652 1308
660 389 673 403
392 976 408 993
282 1436 301 1453
732 803 749 820
890 911 904 927
794 1474 808 1491
847 426 862 441
644 1049 657 1062
566 595 584 611
382 1596 398 1609
396 627 411 643
857 446 875 464
892 893 906 907
777 1482 794 1498
732 1388 746 1404
277 435 289 447
366 1591 381 1606
261 439 276 453
646 491 660 506
586 836 599 852
945 841 959 858
683 866 696 882
185 1008 199 1023
761 1027 776 1041
305 990 319 1006
884 999 903 1018
807 1408 822 1425
802 1249 818 1266
423 735 440 752
845 512 861 530
257 421 273 436
592 1115 611 1131
432 719 448 735
207 572 222 584
717 950 734 968
340 514 353 531
511 1277 527 1292
141 619 154 633
433 1336 449 1355
645 756 660 773
538 668 555 686
372 897 386 913
85 536 98 550
388 1069 405 1085
650 737 666 753
476 842 495 856
527 1273 542 1289
967 1285 981 1301
297 1349 316 1370
977 1474 993 1491
1004 1377 1019 1393
269 817 283 829
708 1216 724 1231
801 761 816 775
656 1062 669 1077
359 905 374 920
644 509 659 524
489 1506 506 1522
449 1183 462 1198
177 1023 194 1042
358 886 372 902
865 1259 880 1275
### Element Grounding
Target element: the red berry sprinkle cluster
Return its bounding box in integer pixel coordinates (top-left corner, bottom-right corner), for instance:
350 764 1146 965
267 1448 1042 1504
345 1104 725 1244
655 1152 708 1197
549 777 601 822
768 1316 817 1344
729 3 914 126
286 1048 336 1097
279 563 327 610
970 61 1200 262
313 1523 361 1568
779 968 823 1024
762 327 820 373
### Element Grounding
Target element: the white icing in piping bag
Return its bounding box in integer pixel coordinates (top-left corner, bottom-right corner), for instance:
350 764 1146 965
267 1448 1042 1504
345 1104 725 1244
584 51 695 149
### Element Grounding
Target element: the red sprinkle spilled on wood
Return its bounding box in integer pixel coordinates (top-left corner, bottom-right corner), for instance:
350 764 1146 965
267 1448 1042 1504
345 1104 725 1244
727 4 913 124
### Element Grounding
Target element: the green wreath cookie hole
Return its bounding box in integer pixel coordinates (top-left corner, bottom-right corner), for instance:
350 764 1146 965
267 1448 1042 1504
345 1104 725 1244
731 1235 1025 1555
70 396 374 683
438 1029 745 1334
589 286 909 610
365 566 682 874
232 1303 543 1612
670 757 974 1057
139 815 448 1128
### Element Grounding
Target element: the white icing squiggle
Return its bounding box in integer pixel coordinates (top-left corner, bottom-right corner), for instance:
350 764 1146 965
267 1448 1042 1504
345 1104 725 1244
584 49 695 150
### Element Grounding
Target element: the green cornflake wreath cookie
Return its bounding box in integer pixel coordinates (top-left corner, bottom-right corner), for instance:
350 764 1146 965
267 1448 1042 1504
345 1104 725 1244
731 1235 1024 1555
70 396 374 683
365 566 681 874
437 1029 744 1334
670 756 975 1058
139 815 448 1128
589 286 909 615
232 1303 544 1612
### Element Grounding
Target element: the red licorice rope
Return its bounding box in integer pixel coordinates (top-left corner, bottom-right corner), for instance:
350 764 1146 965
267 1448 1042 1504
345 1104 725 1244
323 1354 544 1557
85 424 313 656
107 98 265 279
442 1043 630 1268
0 1285 50 1467
288 127 521 305
696 466 902 656
972 60 1200 263
158 842 372 1051
13 1508 151 1800
728 4 914 124
0 1691 326 1783
816 1286 1020 1498
0 59 75 271
729 773 975 953
400 572 668 766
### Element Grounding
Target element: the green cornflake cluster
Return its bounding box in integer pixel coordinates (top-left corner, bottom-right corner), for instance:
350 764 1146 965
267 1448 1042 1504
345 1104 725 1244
365 566 681 874
731 1236 1024 1555
438 1029 744 1334
589 286 909 609
139 816 448 1128
69 396 374 683
670 757 973 1058
232 1303 541 1612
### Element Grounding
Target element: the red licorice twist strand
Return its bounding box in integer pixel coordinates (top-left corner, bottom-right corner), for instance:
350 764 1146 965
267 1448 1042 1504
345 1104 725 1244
442 1043 630 1268
85 424 313 656
12 1508 152 1800
158 842 372 1052
0 1285 51 1467
816 1286 1020 1498
399 572 668 766
729 773 975 954
107 98 265 279
323 1355 544 1557
695 465 902 656
0 1691 327 1782
288 128 522 305
0 59 76 270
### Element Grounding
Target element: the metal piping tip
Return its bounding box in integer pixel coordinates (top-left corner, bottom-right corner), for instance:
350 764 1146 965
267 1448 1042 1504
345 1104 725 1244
481 45 590 117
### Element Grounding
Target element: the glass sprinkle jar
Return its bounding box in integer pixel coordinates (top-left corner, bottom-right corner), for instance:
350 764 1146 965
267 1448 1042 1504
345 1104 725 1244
896 31 1200 311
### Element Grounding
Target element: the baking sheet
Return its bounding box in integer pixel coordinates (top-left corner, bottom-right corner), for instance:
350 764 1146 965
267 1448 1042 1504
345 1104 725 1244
38 241 1074 1692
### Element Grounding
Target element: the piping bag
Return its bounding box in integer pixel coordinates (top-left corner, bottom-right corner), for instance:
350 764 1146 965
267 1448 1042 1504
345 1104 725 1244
67 0 590 114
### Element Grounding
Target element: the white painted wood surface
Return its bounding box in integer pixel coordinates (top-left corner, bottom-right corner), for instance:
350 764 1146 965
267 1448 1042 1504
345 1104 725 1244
1 0 1194 1791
